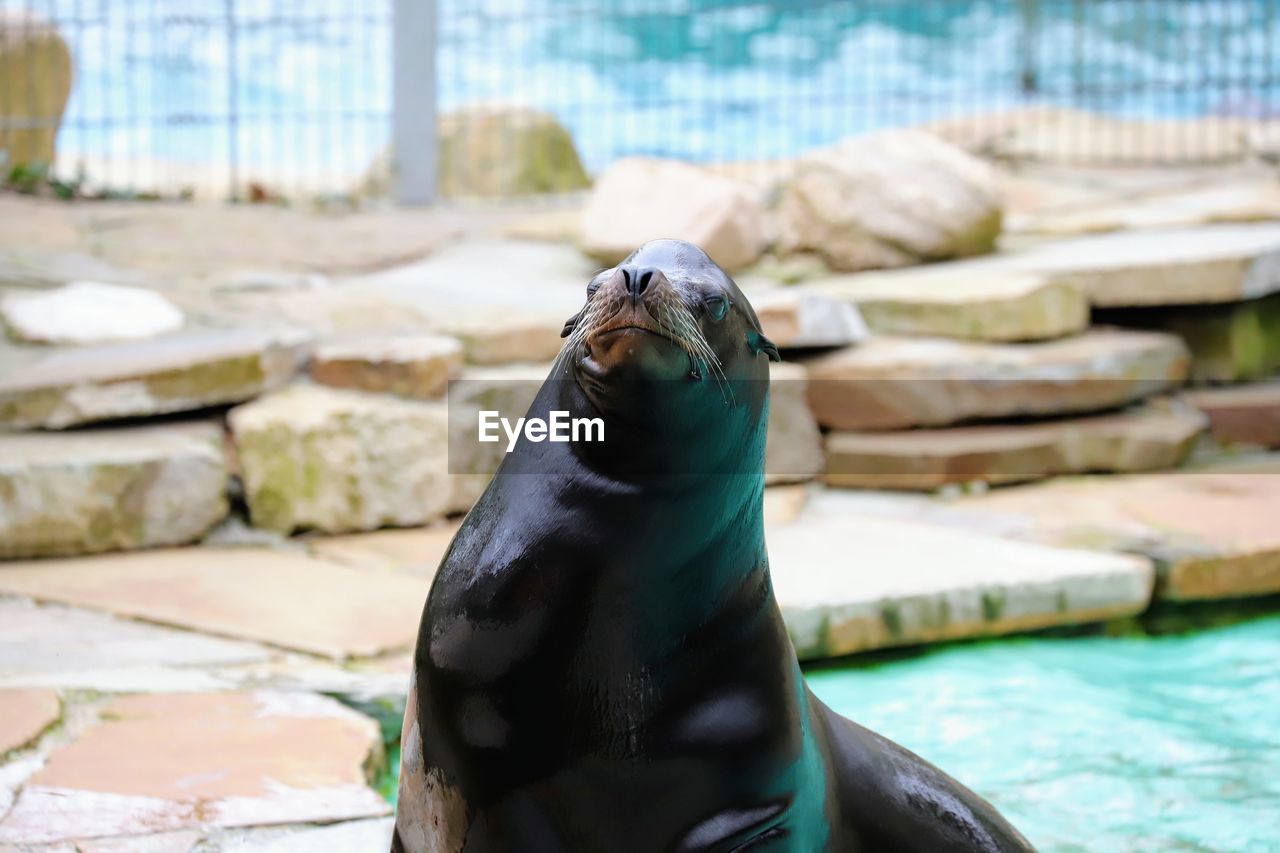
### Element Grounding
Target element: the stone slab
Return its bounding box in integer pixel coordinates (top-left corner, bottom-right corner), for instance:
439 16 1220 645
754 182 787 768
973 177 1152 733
1186 382 1280 448
811 270 1088 342
0 328 308 429
0 692 388 845
1098 292 1280 383
0 599 272 692
958 466 1280 601
811 223 1280 309
751 290 867 349
765 362 825 484
0 688 59 755
306 522 461 576
226 818 395 853
1 281 184 345
824 400 1205 490
309 333 463 399
0 548 425 659
0 422 228 559
769 513 1154 660
74 830 201 853
805 328 1190 430
228 385 451 535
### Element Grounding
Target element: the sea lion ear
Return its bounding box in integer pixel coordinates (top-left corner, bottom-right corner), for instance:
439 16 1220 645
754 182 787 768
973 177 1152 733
748 329 781 362
561 311 582 339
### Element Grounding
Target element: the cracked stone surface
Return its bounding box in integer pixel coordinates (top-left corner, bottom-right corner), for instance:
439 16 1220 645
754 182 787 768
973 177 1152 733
0 688 60 756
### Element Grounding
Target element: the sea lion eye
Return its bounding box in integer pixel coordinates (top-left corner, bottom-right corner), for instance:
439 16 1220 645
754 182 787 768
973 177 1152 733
706 294 729 321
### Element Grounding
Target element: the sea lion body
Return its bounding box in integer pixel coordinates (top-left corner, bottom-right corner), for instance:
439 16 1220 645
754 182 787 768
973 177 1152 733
394 240 1034 852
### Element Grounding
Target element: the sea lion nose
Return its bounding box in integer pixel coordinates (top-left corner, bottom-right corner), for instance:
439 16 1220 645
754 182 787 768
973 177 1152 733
621 265 664 302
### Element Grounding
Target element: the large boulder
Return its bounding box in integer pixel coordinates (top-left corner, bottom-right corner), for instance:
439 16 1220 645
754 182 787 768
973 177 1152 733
579 158 766 272
439 104 590 198
360 104 590 199
228 385 451 535
0 422 228 559
778 129 1002 272
0 11 72 169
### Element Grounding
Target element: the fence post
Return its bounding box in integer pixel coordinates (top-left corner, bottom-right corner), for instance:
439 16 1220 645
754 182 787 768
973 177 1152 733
392 0 438 205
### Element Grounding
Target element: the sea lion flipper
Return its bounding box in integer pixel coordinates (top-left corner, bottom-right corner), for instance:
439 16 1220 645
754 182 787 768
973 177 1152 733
810 692 1036 853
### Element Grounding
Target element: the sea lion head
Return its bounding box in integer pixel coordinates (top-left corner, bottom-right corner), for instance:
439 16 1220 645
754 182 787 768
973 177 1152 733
556 240 779 474
561 238 779 394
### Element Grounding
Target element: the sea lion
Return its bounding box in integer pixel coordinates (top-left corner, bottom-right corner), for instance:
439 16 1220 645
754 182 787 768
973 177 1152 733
393 239 1034 852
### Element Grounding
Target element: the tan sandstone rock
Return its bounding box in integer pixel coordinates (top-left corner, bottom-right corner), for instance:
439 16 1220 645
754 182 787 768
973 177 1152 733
0 328 308 429
0 688 59 755
811 270 1088 342
0 11 72 168
1098 291 1280 383
958 464 1280 601
751 289 867 349
0 422 228 559
0 692 388 845
778 129 1002 272
0 547 424 658
1186 382 1280 448
805 328 1190 431
309 333 463 399
824 400 1205 491
579 158 766 272
770 513 1153 660
229 384 451 535
766 362 824 484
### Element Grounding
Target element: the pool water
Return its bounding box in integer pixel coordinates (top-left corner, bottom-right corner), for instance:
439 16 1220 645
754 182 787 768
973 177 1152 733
807 615 1280 852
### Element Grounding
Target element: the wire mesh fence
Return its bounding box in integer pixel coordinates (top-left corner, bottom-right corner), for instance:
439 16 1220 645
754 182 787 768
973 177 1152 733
1 0 1278 203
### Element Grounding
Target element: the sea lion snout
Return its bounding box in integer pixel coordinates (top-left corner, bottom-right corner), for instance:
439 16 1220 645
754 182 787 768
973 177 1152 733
618 264 667 304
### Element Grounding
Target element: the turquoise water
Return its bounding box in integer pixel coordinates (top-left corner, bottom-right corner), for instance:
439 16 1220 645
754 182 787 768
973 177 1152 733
20 0 1280 181
807 615 1280 852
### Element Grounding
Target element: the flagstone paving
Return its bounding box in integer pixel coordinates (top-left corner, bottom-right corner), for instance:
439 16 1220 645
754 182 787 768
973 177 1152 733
0 691 389 846
0 689 60 756
0 548 426 659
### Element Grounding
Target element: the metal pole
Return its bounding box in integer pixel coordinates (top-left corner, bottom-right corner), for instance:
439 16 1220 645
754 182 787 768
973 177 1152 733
393 0 438 205
225 0 239 201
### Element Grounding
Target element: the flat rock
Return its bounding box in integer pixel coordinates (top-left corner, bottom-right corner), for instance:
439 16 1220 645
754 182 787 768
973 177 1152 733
0 692 388 845
810 270 1088 342
307 521 461 576
751 290 867 349
766 362 825 484
0 328 308 429
935 223 1280 308
309 333 463 399
1011 181 1280 237
579 158 766 272
1 281 184 345
770 513 1153 659
0 422 228 559
0 688 59 754
0 548 425 659
958 465 1280 601
226 818 395 853
1186 382 1280 447
825 400 1204 490
228 385 451 535
74 830 201 852
1098 291 1280 383
778 129 1002 271
0 599 271 693
805 328 1190 430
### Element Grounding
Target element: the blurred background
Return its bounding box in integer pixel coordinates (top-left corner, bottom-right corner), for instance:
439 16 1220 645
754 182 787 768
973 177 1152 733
1 1 1279 851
